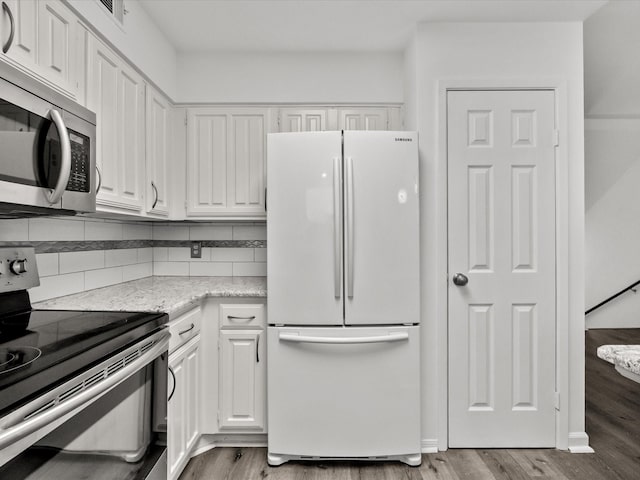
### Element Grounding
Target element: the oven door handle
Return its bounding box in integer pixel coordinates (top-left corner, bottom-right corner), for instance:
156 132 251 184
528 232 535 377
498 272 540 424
0 329 170 450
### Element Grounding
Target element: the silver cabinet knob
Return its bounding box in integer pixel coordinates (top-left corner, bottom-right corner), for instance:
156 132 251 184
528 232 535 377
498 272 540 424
452 273 468 286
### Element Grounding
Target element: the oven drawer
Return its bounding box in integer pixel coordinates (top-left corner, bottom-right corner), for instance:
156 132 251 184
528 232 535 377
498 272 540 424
169 306 202 353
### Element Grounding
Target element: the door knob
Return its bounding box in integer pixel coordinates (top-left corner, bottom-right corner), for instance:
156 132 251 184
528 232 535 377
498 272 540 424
452 273 469 286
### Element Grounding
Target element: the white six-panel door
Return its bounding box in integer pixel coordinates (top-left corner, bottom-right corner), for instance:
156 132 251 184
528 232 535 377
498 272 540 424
448 90 556 447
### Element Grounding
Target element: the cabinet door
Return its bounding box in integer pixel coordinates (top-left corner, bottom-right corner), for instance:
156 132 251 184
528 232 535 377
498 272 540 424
227 111 267 214
187 108 268 217
37 0 76 95
279 108 329 132
118 62 145 209
168 348 186 480
219 329 265 431
89 37 144 212
146 84 170 216
89 39 120 207
1 0 37 69
338 107 389 131
168 336 200 480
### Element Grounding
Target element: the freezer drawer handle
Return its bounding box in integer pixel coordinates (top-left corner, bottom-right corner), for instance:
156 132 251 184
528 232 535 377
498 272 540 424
278 332 409 345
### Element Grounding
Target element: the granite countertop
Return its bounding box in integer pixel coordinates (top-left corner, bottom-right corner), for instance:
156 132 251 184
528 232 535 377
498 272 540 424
597 344 640 377
34 276 267 317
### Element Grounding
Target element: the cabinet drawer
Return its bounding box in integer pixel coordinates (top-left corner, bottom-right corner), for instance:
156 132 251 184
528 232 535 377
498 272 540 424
169 306 202 352
220 304 265 328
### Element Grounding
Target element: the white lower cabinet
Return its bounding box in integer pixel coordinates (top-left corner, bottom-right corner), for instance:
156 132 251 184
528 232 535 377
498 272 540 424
167 306 202 480
218 303 267 433
219 329 265 430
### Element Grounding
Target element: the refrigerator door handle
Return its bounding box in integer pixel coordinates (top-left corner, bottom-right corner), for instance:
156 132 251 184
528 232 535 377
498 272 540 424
333 156 342 299
346 156 355 298
279 332 409 345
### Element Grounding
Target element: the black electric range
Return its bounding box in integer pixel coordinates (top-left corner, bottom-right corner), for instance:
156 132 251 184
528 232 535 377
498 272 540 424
0 300 168 418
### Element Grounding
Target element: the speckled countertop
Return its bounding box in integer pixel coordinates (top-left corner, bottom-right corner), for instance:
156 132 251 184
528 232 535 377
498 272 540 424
597 345 640 377
33 276 267 316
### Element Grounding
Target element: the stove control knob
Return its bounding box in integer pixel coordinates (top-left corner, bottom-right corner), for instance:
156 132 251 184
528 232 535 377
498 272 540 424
10 259 28 275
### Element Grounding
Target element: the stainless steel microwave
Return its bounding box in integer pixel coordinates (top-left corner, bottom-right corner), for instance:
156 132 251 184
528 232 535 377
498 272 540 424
0 63 96 218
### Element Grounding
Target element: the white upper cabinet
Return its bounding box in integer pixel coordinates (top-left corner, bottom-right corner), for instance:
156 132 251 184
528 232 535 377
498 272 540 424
145 84 171 216
88 35 145 213
277 107 402 133
338 107 389 131
1 0 37 68
0 0 78 99
37 0 76 95
186 107 270 218
278 107 330 132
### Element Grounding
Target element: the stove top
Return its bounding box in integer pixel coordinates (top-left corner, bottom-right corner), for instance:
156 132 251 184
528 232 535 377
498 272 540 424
0 309 168 417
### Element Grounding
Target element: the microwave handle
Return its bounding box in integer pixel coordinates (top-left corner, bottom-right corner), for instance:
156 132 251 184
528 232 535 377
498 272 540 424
45 109 72 205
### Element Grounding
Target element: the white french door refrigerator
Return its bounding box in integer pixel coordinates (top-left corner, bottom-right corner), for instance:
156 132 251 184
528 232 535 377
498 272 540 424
266 130 421 466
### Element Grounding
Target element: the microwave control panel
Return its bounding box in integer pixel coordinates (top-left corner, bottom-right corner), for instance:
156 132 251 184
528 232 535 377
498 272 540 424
66 130 91 193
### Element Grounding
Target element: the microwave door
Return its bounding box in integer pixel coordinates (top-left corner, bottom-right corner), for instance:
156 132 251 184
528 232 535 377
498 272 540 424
0 102 69 209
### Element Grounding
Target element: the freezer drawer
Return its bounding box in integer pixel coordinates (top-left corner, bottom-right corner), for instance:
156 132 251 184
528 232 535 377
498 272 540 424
267 326 421 464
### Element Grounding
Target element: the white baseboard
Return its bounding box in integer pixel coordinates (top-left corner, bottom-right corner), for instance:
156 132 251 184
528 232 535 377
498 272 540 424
421 439 439 453
568 432 594 453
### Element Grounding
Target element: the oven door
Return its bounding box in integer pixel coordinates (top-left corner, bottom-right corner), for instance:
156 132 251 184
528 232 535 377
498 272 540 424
0 75 95 215
0 329 170 480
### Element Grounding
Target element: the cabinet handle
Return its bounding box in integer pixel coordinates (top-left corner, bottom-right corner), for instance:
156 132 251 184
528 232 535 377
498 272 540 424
2 2 15 54
256 334 260 363
167 365 176 402
95 165 102 195
178 323 195 335
227 315 256 322
151 181 159 209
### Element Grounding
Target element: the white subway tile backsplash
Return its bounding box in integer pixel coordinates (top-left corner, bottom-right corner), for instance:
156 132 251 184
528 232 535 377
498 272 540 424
137 248 153 263
59 250 105 274
35 253 59 277
105 248 138 267
211 247 254 262
254 248 267 262
189 225 233 240
0 219 29 241
85 267 123 290
29 218 84 241
123 223 153 240
123 263 153 282
232 225 267 240
167 247 192 262
233 262 267 276
153 225 189 240
84 220 123 241
153 247 169 261
153 261 189 276
189 262 233 277
29 272 85 303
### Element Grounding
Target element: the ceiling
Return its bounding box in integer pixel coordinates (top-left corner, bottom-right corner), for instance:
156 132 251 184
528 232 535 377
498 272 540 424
137 0 607 53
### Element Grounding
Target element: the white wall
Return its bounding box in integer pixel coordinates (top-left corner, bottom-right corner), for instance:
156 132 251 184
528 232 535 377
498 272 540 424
176 52 403 103
583 1 640 328
405 22 586 451
66 0 178 98
585 120 640 328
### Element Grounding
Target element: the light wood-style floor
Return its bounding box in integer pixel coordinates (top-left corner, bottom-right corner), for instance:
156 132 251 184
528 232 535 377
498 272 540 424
180 329 640 480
